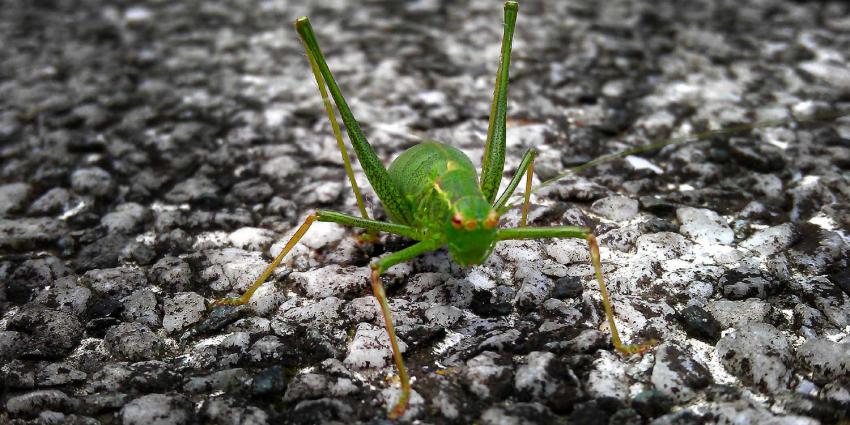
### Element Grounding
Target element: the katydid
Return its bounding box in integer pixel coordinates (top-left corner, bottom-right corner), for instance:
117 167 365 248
213 2 650 418
207 1 848 419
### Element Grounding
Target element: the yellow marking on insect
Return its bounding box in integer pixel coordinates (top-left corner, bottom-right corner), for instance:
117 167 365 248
446 160 460 171
431 181 454 209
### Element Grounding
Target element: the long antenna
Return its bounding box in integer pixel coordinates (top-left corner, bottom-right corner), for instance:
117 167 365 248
504 107 850 208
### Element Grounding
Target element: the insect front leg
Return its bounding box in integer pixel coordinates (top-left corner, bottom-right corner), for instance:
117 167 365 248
497 226 657 355
210 214 318 308
493 147 535 226
368 239 441 420
210 211 422 308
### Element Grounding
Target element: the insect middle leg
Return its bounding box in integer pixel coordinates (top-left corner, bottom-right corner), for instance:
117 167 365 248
210 210 422 307
493 147 536 226
497 226 657 355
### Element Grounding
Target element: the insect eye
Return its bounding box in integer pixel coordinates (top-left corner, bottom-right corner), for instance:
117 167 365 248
451 214 463 229
464 220 477 231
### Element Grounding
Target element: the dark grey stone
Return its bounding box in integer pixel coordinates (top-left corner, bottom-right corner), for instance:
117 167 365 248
677 305 721 343
6 389 80 417
104 322 165 362
7 306 84 359
119 393 193 425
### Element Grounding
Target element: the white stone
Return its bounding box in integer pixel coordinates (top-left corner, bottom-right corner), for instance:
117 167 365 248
676 207 734 245
424 305 463 328
381 387 423 421
281 297 344 327
260 156 298 181
545 238 590 265
343 323 407 370
120 394 190 425
247 281 284 316
101 203 147 233
707 299 771 329
514 351 558 399
163 292 205 333
739 223 797 256
716 323 791 392
0 183 30 217
299 220 346 250
291 264 369 298
635 232 693 261
587 351 629 399
201 248 268 292
591 195 639 221
228 227 275 251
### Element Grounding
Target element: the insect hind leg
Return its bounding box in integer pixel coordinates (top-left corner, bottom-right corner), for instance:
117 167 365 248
304 42 371 224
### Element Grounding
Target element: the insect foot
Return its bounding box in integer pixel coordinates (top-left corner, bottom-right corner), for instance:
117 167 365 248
617 339 659 356
355 231 381 245
208 296 246 309
586 234 658 357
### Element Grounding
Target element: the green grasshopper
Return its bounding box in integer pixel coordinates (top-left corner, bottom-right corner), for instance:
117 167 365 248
209 1 848 419
213 2 651 418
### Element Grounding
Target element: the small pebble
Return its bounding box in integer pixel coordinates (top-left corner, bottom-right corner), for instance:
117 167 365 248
676 207 734 245
120 393 192 425
591 195 639 221
716 323 792 392
795 337 850 383
587 351 629 399
28 187 72 215
462 351 514 400
104 322 165 361
101 203 147 234
552 276 583 299
163 292 206 333
228 227 275 251
677 305 721 343
707 299 770 329
0 182 31 216
651 342 712 402
343 323 408 370
5 389 80 416
71 167 113 197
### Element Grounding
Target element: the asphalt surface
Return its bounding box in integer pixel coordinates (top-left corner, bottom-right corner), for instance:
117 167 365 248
1 0 849 423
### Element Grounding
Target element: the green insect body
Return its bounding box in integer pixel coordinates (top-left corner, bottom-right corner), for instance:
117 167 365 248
388 142 500 266
212 2 654 420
